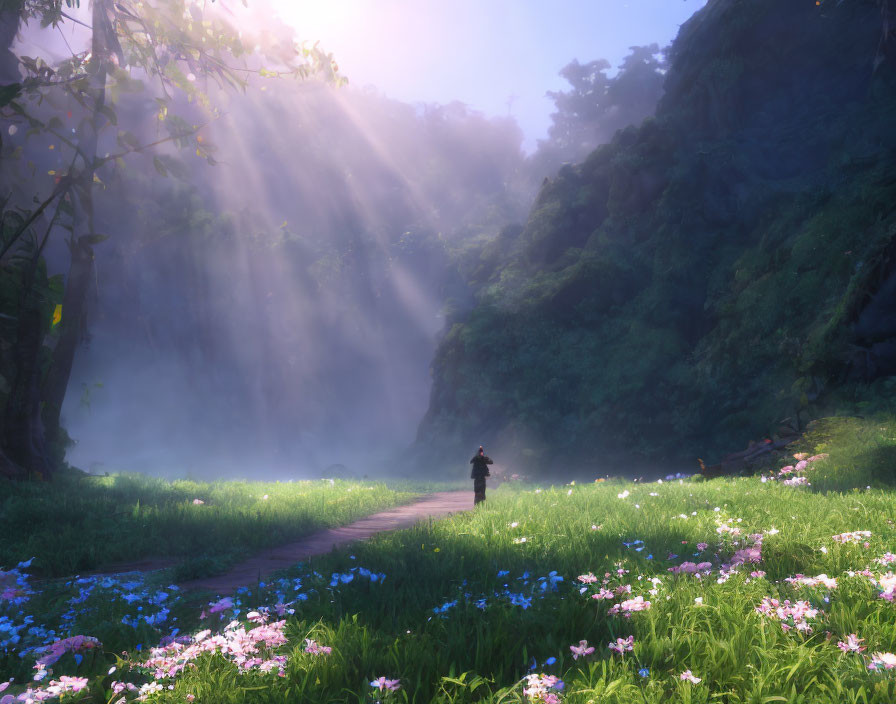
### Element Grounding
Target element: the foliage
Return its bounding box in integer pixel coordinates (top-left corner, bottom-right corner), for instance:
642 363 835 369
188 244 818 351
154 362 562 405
530 45 667 180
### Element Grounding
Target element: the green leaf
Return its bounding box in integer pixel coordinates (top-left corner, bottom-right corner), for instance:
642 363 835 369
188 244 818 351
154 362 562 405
117 130 141 150
152 156 168 177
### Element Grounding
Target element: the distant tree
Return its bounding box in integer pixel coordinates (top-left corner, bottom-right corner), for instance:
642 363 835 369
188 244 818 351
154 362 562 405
0 0 338 479
530 44 666 180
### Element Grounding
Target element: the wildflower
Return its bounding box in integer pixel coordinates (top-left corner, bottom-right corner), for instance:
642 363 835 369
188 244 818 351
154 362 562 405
510 522 519 528
638 668 650 678
694 597 703 605
35 635 102 667
577 573 598 584
569 640 594 660
755 597 821 633
208 597 233 614
523 674 564 703
832 531 872 544
869 652 896 670
607 636 634 654
680 670 702 683
304 638 332 656
785 574 837 589
876 572 896 601
617 490 630 499
513 537 528 544
730 545 762 566
139 681 164 696
668 561 712 574
370 677 401 691
608 595 651 616
191 499 204 505
696 542 708 551
837 634 865 653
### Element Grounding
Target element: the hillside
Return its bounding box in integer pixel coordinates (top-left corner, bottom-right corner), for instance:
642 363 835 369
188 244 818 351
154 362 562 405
417 0 896 473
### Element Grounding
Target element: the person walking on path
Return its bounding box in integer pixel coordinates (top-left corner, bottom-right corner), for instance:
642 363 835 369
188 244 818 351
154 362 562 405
470 446 493 505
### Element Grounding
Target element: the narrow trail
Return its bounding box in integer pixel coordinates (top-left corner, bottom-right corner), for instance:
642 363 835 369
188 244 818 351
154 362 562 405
179 490 474 595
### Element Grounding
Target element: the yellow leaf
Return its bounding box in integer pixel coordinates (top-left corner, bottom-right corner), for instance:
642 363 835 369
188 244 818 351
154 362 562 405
52 304 62 326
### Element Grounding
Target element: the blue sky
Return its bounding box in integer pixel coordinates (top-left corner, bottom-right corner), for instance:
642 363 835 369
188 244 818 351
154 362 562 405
272 0 708 151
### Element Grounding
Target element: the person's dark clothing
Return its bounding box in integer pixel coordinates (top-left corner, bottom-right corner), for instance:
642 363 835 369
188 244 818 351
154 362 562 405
471 454 493 505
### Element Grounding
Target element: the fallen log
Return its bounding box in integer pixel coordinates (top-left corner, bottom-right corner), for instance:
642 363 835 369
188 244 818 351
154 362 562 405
698 434 800 479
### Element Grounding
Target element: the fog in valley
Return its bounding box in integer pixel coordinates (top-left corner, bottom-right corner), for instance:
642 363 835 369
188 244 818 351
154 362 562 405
3 1 703 480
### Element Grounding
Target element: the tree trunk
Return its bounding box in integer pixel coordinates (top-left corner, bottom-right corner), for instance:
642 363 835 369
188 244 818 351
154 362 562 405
40 0 112 462
0 1 23 85
41 236 94 453
3 302 51 477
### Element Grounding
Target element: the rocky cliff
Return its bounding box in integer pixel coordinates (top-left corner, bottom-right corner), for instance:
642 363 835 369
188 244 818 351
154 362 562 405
417 0 896 474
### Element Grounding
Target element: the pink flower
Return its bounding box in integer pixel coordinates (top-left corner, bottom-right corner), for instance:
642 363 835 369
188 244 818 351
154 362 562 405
608 595 651 615
523 674 564 702
607 636 634 654
680 670 701 683
577 573 598 584
696 542 708 551
35 635 101 667
304 639 332 656
569 639 594 660
832 531 871 544
208 597 233 614
370 677 401 691
837 634 865 653
192 499 204 505
868 652 896 670
591 588 614 600
730 546 762 566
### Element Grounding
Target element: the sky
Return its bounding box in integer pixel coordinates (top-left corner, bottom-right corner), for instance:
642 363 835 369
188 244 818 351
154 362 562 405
232 0 708 151
21 1 707 151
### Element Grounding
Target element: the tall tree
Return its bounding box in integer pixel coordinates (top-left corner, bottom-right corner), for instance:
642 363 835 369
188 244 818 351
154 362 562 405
530 45 666 180
0 0 338 478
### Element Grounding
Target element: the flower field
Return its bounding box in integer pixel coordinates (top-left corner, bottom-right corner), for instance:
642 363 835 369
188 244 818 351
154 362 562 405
2 418 896 702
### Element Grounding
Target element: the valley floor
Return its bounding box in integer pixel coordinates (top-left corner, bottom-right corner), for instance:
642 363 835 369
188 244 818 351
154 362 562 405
1 417 896 702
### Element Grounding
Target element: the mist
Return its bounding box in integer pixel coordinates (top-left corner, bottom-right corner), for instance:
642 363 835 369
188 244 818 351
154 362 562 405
4 2 695 481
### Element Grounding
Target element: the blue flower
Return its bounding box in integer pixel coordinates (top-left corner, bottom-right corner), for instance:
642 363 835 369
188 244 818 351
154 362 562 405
545 656 557 666
638 668 650 678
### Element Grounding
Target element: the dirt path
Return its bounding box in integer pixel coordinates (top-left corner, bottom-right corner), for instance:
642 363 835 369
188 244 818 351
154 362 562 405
178 490 473 594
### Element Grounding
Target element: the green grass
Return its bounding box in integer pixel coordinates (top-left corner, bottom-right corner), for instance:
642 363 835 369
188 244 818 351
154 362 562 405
2 417 896 702
0 473 419 579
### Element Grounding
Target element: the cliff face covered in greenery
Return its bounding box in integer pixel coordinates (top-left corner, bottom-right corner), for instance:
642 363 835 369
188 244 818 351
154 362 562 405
418 0 896 472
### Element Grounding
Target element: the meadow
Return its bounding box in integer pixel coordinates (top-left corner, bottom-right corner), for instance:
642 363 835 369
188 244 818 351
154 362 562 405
0 475 420 580
1 417 896 703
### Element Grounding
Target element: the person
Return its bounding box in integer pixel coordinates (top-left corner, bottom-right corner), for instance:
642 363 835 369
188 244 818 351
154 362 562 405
470 446 493 505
